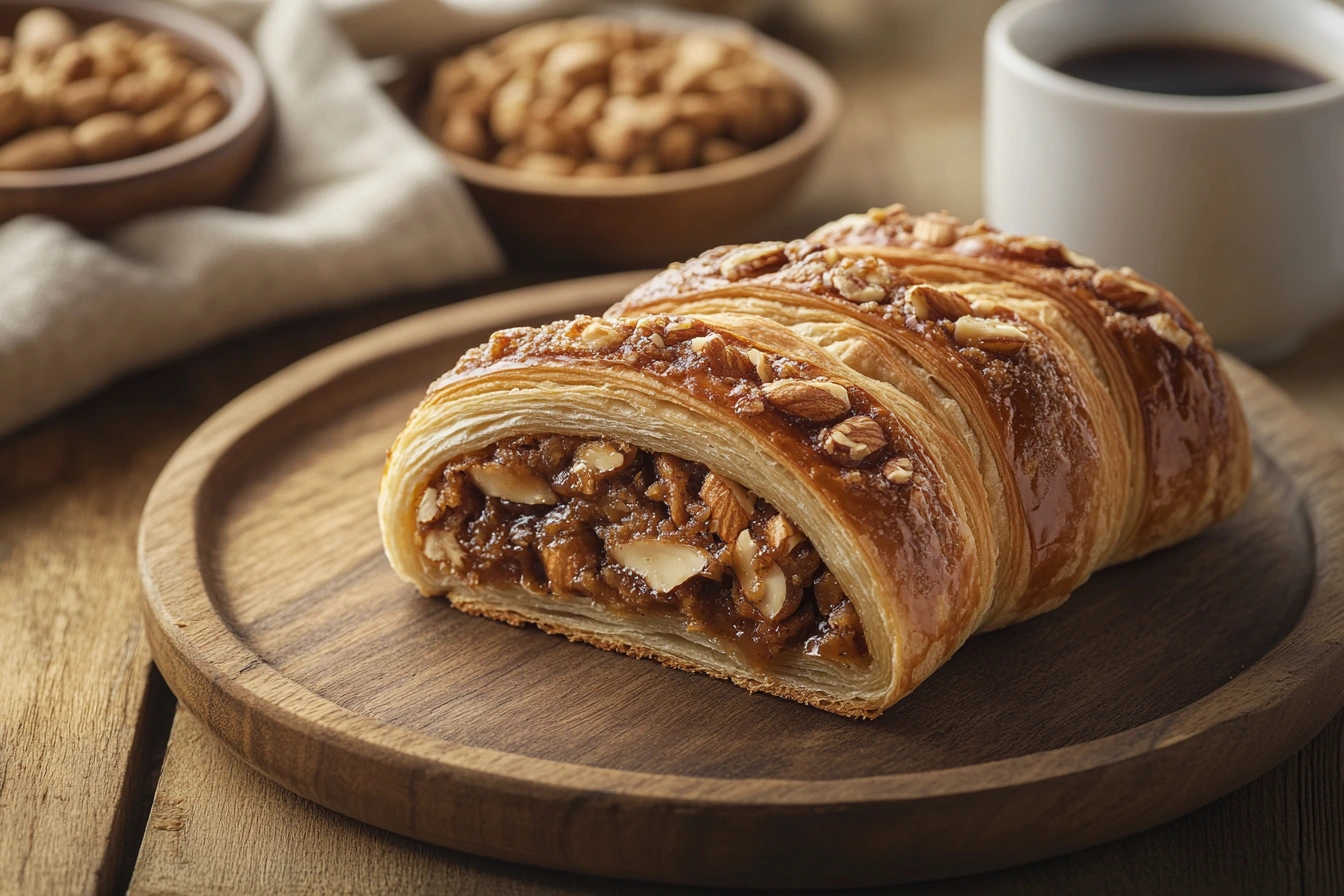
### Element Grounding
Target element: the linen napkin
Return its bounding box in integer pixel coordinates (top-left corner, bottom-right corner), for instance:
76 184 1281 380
0 0 507 439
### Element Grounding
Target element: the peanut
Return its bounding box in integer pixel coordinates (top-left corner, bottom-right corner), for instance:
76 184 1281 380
86 41 131 79
488 76 533 143
515 151 577 177
9 48 39 79
14 8 76 56
558 82 606 129
587 115 641 164
82 21 140 53
676 92 725 139
46 41 93 84
56 75 111 124
493 144 523 168
421 17 802 179
0 125 77 169
520 119 570 156
179 67 216 105
574 160 623 177
72 110 140 162
721 86 775 147
440 109 488 159
540 38 608 91
135 101 183 149
701 137 746 165
175 93 226 140
431 58 470 97
655 121 698 171
627 151 659 175
445 86 490 120
142 54 189 95
110 71 168 114
0 15 229 169
132 30 185 62
0 73 26 140
609 48 659 96
20 73 58 127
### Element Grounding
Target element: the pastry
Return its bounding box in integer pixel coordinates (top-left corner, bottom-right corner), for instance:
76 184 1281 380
379 206 1252 718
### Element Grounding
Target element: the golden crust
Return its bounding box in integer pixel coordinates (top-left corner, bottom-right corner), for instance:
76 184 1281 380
379 204 1254 719
447 591 881 720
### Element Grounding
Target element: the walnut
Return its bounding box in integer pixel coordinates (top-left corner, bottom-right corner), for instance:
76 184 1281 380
825 256 896 303
823 416 886 463
813 570 845 615
761 378 850 422
650 454 691 526
423 530 465 568
539 527 600 594
765 513 805 554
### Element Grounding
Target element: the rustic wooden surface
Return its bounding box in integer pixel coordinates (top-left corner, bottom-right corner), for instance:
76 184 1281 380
134 276 1344 889
2 0 1343 894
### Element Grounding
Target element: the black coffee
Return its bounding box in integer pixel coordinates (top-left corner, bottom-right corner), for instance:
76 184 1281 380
1054 42 1326 97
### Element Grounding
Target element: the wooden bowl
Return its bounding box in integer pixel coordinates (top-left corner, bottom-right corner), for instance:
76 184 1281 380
0 0 269 231
427 15 841 267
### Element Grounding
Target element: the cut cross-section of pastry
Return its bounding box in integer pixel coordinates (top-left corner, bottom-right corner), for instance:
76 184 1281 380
612 248 1132 627
380 314 996 718
381 206 1253 719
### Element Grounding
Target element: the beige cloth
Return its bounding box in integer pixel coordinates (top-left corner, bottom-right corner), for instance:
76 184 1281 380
0 0 511 438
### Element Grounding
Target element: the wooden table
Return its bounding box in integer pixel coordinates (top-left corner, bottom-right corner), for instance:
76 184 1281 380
4 2 1343 893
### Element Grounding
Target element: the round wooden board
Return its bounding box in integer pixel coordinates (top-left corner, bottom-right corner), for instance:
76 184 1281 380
139 273 1344 889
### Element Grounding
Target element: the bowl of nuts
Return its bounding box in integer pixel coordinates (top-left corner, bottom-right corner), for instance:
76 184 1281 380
417 12 840 266
0 0 268 230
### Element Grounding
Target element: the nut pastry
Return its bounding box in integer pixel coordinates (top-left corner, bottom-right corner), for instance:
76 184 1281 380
380 206 1252 718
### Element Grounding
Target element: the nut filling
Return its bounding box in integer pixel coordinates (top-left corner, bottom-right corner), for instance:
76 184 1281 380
415 434 868 667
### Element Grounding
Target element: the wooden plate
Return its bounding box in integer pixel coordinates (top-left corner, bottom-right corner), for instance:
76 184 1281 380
138 273 1344 889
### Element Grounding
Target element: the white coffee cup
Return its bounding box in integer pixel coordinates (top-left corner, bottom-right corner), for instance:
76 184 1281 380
984 0 1344 363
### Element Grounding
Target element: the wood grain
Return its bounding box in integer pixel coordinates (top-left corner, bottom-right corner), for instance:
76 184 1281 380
0 420 173 896
136 276 1344 887
0 282 505 895
128 708 1344 896
3 0 1343 892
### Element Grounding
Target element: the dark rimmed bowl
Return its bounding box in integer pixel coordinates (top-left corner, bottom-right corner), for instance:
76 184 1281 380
0 0 269 230
413 10 841 267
